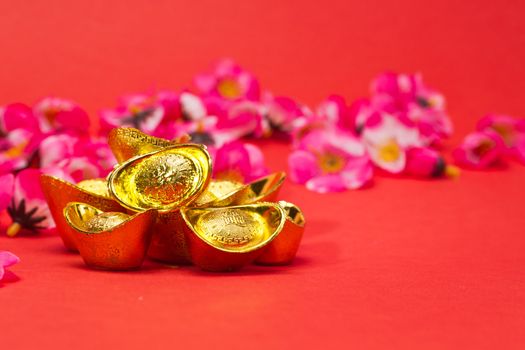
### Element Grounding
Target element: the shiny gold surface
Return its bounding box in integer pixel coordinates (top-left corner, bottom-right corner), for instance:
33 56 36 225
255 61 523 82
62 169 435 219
193 179 244 207
76 178 112 198
40 175 125 251
181 203 286 271
209 172 286 207
64 202 157 270
108 144 212 212
255 201 306 265
108 127 176 163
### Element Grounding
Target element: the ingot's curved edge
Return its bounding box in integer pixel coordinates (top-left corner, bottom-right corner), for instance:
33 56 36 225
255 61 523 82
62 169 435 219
64 202 158 270
107 143 213 212
254 201 306 265
40 175 125 251
180 202 287 254
108 127 176 163
207 171 287 207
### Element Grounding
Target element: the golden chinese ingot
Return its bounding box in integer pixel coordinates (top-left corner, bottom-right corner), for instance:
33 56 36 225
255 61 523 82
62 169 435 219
255 201 306 265
40 175 125 251
63 202 157 270
108 144 212 212
147 179 243 264
209 171 286 207
76 178 112 198
181 203 286 271
108 127 176 163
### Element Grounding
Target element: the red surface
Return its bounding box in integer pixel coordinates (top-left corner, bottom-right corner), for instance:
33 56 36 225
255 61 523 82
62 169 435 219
1 1 525 349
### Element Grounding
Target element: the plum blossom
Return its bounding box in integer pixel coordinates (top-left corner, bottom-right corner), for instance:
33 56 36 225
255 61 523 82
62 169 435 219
33 97 90 134
213 141 269 183
0 251 19 281
361 113 421 173
0 168 72 237
288 128 373 193
477 114 525 164
39 134 116 182
194 59 260 101
99 93 166 136
453 131 505 169
405 147 460 178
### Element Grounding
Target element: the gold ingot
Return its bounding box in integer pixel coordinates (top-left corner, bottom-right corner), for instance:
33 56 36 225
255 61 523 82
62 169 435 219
40 175 125 251
108 127 176 163
181 203 286 271
146 179 243 265
255 201 306 265
108 144 212 212
63 202 157 270
209 172 286 207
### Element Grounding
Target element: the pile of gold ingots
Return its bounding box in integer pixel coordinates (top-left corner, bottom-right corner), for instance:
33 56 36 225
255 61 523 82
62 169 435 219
40 127 305 271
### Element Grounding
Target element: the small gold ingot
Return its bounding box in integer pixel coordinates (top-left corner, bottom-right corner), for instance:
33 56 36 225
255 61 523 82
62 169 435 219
108 127 176 163
108 144 212 212
208 172 286 207
64 202 157 270
181 203 286 271
255 201 306 265
40 175 125 251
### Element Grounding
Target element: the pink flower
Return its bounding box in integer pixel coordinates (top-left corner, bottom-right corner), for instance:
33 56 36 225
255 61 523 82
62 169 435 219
99 93 166 136
194 59 260 101
0 128 40 175
0 103 41 134
405 147 460 178
369 72 452 145
289 128 372 193
264 94 309 135
0 168 70 236
453 131 505 169
477 114 525 163
39 134 116 182
316 95 356 132
362 113 421 173
33 97 90 134
213 141 269 183
0 251 19 281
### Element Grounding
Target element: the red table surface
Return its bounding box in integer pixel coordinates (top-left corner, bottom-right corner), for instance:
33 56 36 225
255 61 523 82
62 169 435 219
1 1 524 349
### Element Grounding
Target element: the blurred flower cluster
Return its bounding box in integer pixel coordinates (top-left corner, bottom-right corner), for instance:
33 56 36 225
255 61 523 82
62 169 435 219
0 59 523 237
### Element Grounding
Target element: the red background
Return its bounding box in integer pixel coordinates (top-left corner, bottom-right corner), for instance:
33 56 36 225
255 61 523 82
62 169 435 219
1 1 524 349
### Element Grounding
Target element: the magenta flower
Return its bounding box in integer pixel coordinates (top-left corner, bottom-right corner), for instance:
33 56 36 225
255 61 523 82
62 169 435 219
264 94 309 135
212 141 269 183
289 128 372 193
0 251 19 281
99 93 166 136
194 59 261 101
477 114 525 164
39 134 116 182
362 113 421 173
405 147 460 178
370 72 452 146
33 97 90 134
0 103 41 134
0 169 64 237
453 131 505 169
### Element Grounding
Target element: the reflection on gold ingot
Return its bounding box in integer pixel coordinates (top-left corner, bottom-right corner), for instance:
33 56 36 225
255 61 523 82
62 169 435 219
64 202 157 270
209 172 286 207
181 203 286 271
76 178 112 198
108 127 176 163
108 144 212 212
40 175 125 251
255 201 306 265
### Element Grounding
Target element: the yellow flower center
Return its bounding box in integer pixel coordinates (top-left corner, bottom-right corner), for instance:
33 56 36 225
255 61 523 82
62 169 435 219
217 79 242 99
378 140 401 162
3 141 28 159
318 153 346 173
492 123 514 146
